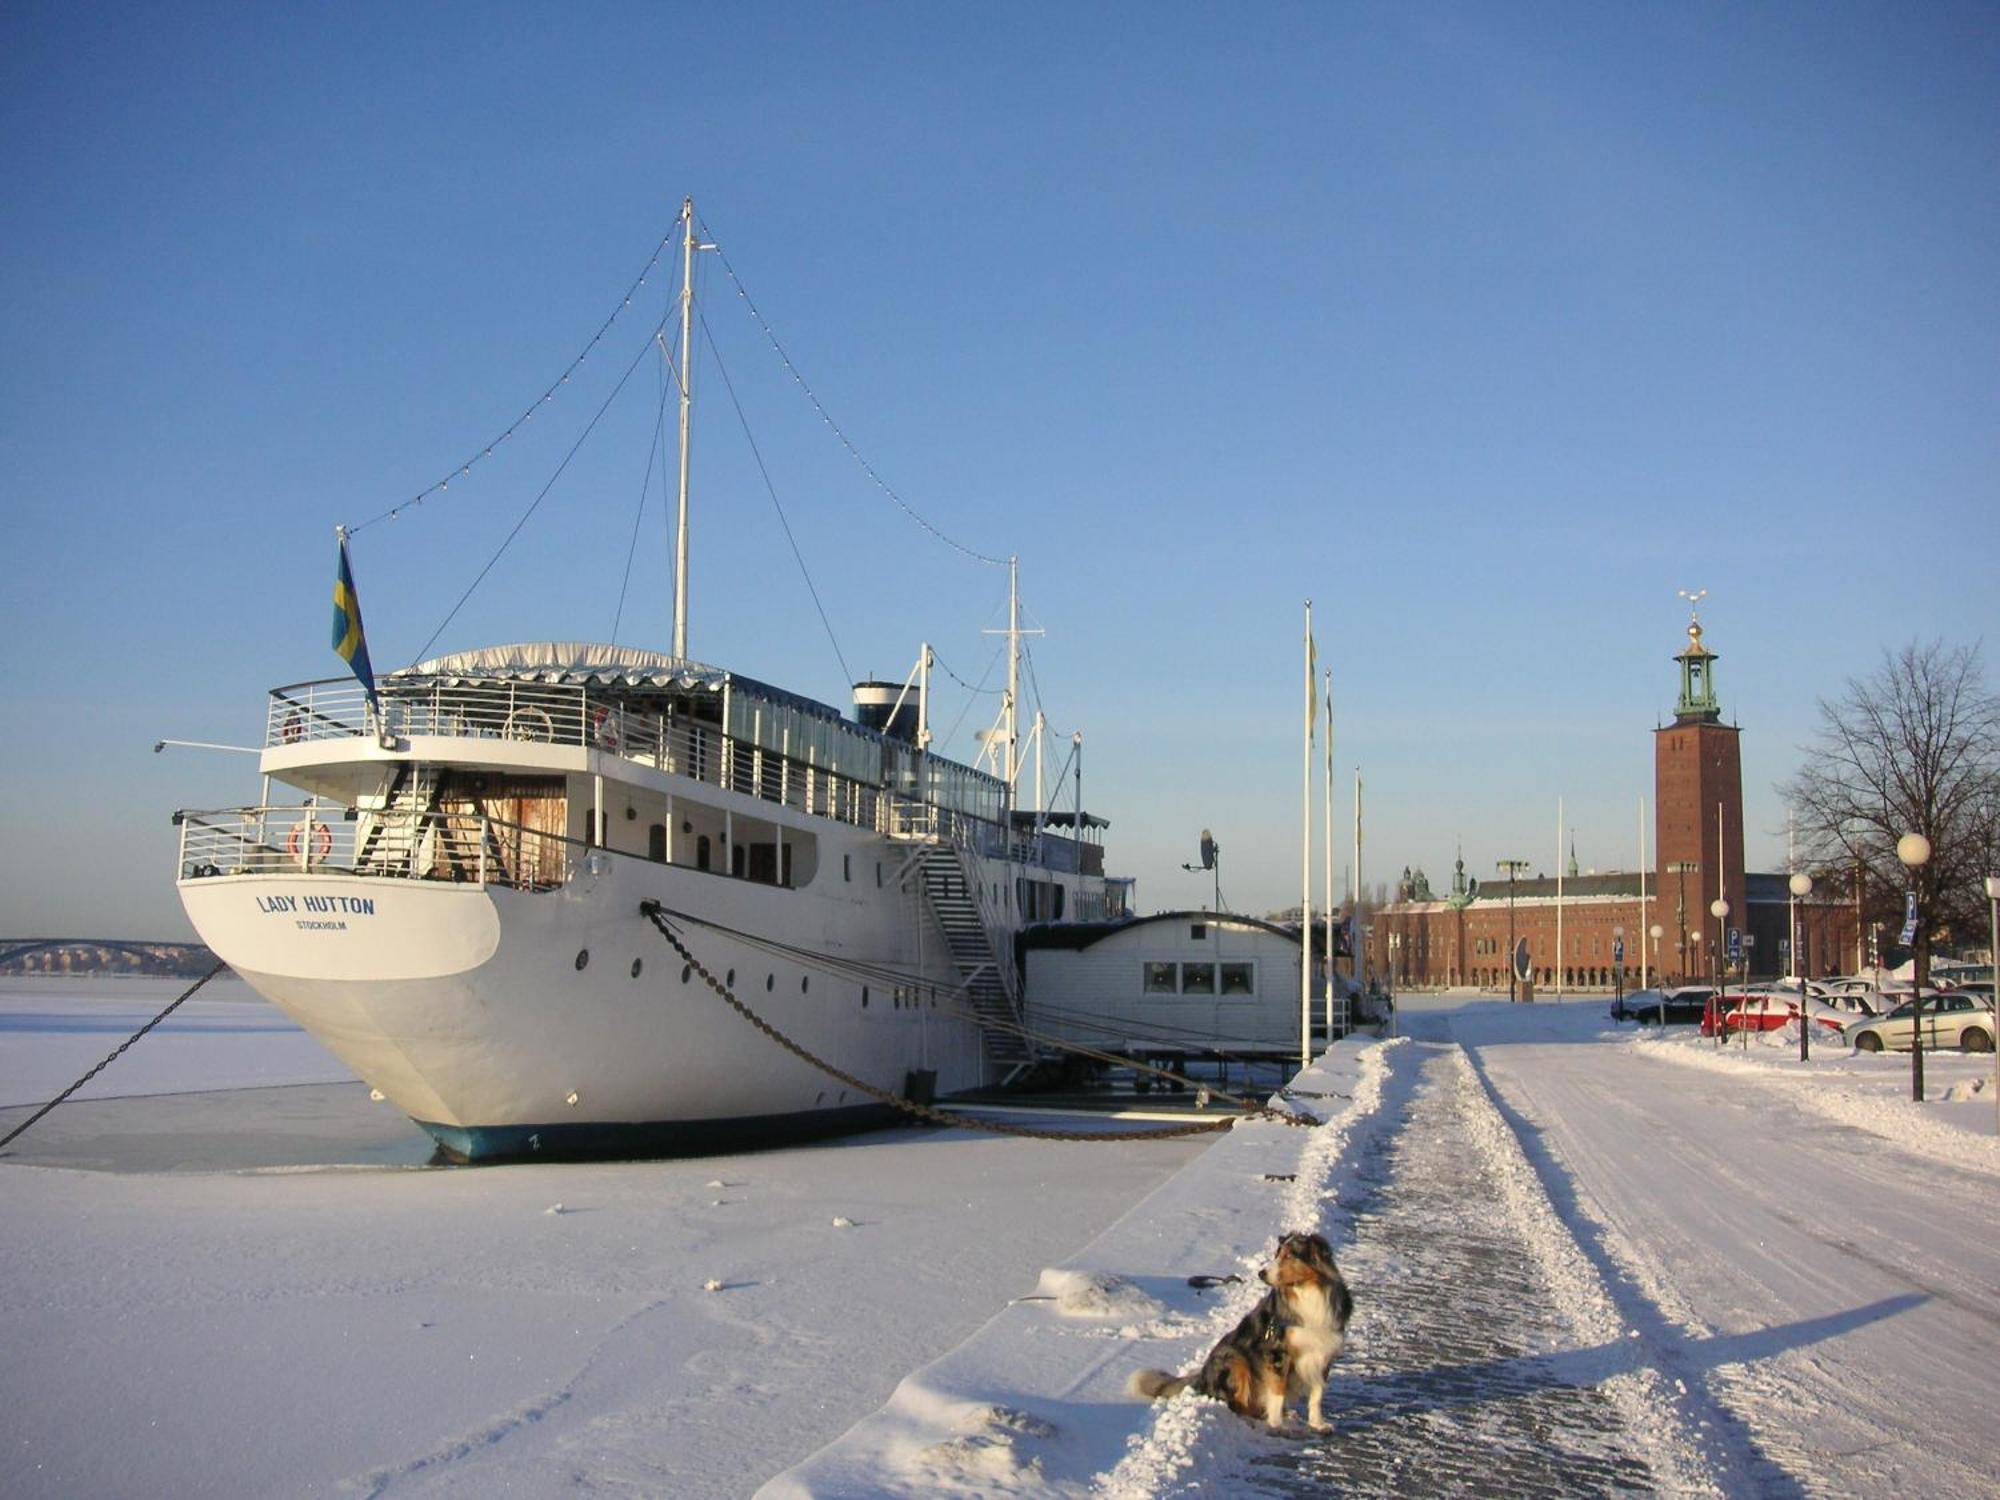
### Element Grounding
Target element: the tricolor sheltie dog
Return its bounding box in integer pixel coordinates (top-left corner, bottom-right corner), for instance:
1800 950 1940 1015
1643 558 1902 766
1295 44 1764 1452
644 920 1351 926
1128 1231 1354 1432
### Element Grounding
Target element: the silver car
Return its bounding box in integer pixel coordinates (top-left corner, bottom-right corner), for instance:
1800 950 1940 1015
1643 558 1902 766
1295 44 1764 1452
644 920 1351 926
1848 992 1996 1054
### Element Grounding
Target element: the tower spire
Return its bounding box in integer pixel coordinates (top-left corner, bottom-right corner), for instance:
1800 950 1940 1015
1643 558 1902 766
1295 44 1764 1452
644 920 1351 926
1673 588 1720 722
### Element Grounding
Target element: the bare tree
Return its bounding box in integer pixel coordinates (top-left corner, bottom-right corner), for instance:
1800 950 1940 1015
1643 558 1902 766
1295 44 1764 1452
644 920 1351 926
1782 640 2000 983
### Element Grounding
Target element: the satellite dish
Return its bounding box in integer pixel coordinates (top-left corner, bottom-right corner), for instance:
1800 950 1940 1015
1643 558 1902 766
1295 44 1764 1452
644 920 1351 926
1198 830 1217 871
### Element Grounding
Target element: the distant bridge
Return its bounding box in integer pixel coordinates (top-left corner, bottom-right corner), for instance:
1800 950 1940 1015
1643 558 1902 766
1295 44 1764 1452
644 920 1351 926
0 938 221 976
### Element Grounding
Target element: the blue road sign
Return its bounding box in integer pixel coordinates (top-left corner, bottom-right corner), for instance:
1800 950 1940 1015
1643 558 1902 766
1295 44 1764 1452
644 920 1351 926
1613 937 1624 964
1900 889 1919 946
1727 926 1741 960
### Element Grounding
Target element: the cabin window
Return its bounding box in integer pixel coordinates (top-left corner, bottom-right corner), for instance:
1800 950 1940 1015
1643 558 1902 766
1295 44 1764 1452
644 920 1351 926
1181 962 1216 995
1143 962 1178 994
648 824 667 862
1220 963 1255 996
843 853 851 882
696 835 712 872
1190 923 1207 940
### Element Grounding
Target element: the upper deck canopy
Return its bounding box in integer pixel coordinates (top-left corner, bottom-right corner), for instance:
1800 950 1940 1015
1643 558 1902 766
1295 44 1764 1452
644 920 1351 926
401 642 851 725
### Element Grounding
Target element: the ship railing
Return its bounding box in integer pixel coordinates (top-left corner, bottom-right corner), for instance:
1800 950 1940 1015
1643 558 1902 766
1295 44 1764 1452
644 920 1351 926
175 805 575 892
883 801 1012 863
263 678 984 851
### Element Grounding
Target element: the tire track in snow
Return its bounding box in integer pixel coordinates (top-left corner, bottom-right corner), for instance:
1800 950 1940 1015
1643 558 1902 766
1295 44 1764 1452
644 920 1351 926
1246 1045 1712 1497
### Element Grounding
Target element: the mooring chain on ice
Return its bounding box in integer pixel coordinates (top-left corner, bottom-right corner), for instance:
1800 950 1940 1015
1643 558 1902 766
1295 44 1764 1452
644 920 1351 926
640 903 1318 1140
0 961 229 1152
643 901 1319 1124
644 900 1321 1131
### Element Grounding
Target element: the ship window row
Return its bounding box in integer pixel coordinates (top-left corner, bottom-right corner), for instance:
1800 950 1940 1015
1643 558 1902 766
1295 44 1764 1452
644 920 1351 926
1142 961 1256 997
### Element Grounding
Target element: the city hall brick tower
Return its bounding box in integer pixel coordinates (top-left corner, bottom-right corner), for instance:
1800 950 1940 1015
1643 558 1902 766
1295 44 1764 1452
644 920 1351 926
1654 607 1745 980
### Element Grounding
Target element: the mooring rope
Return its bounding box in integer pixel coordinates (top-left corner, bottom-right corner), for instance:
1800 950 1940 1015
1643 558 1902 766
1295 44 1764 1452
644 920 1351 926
646 900 1319 1120
0 961 229 1152
640 903 1319 1140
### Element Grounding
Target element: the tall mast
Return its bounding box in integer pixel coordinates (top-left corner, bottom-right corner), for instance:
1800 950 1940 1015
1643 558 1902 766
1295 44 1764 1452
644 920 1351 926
981 555 1040 800
1005 555 1020 788
673 196 699 660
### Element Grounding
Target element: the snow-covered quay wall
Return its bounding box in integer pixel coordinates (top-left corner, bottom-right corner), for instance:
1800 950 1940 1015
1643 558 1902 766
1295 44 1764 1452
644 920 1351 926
761 1039 1405 1498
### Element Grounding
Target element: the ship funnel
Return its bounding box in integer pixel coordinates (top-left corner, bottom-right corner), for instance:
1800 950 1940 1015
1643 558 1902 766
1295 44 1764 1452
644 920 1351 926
853 680 922 743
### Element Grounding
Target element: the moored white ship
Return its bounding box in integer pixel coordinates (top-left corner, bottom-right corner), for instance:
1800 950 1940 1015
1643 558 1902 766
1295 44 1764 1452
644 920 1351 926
172 200 1126 1160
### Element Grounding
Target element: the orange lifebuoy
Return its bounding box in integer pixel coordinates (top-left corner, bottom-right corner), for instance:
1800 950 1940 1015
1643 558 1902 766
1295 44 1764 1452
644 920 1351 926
286 821 334 860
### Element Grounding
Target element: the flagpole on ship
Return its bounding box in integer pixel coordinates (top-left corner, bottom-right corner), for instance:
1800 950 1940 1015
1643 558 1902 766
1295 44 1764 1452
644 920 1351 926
672 196 713 662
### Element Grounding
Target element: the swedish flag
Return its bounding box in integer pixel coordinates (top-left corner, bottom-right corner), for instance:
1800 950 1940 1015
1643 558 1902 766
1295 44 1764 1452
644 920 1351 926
332 531 378 710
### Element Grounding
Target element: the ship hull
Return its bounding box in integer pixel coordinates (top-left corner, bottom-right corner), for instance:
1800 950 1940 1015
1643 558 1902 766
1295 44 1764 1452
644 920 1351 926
179 833 991 1160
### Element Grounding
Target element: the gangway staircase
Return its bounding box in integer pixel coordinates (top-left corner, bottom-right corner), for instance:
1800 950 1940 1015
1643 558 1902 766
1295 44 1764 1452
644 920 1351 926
354 765 445 877
905 837 1040 1081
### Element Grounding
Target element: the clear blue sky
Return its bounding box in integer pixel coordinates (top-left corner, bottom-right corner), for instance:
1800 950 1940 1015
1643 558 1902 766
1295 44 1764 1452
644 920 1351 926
3 2 1995 938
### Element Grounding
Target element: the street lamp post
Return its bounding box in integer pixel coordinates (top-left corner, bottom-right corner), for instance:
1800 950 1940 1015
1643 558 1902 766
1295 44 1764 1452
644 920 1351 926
1668 860 1700 983
1649 923 1664 1030
1789 870 1814 1061
1497 859 1530 1002
1897 833 1932 1103
1986 873 1999 1135
1710 896 1730 1047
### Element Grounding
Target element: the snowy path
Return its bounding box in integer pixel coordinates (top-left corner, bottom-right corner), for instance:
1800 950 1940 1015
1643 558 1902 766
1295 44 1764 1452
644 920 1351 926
1441 1006 2000 1497
1259 1043 1665 1495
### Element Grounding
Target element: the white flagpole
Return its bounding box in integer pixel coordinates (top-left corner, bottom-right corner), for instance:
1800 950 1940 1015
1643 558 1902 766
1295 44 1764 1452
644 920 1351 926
1555 797 1565 1001
1301 600 1314 1068
1639 795 1650 991
1323 669 1334 1041
1353 767 1363 998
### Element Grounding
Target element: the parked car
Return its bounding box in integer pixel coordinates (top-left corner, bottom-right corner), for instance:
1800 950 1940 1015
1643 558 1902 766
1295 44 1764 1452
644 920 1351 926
1708 989 1851 1037
1940 978 1996 1006
1616 986 1714 1025
1847 992 1996 1054
1813 989 1882 1023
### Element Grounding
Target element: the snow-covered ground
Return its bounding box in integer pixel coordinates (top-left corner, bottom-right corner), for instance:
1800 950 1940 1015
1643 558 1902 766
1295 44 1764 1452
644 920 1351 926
5 980 1996 1497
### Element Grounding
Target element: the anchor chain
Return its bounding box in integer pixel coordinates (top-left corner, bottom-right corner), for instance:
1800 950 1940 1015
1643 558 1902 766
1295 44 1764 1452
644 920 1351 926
640 902 1321 1140
0 960 229 1152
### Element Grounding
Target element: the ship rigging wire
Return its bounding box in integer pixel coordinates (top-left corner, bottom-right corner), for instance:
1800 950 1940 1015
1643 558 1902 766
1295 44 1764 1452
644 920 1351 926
349 205 1014 703
708 226 1008 570
697 305 854 686
610 336 676 645
347 225 681 536
409 310 675 665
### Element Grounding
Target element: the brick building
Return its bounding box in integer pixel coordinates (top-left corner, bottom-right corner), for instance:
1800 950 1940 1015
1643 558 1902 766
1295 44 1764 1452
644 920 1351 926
1363 614 1859 991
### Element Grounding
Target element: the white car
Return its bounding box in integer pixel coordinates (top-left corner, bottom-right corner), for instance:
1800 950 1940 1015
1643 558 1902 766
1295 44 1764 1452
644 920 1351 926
1847 992 1996 1054
1815 989 1882 1023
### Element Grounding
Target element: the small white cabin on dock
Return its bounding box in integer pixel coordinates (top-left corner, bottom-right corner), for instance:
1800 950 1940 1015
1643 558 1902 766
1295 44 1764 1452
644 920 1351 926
1018 911 1336 1063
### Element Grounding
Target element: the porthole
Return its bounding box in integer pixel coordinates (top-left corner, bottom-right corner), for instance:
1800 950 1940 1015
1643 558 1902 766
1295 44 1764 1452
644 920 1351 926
631 958 643 979
681 963 692 984
862 986 870 1008
765 973 775 992
801 975 809 993
726 968 736 988
574 949 590 971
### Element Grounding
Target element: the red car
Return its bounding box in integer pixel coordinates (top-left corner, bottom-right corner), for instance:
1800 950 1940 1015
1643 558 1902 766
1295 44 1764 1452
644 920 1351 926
1703 989 1849 1038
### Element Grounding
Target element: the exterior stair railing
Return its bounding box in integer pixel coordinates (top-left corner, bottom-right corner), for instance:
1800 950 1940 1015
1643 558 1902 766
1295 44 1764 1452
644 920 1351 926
904 821 1037 1080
